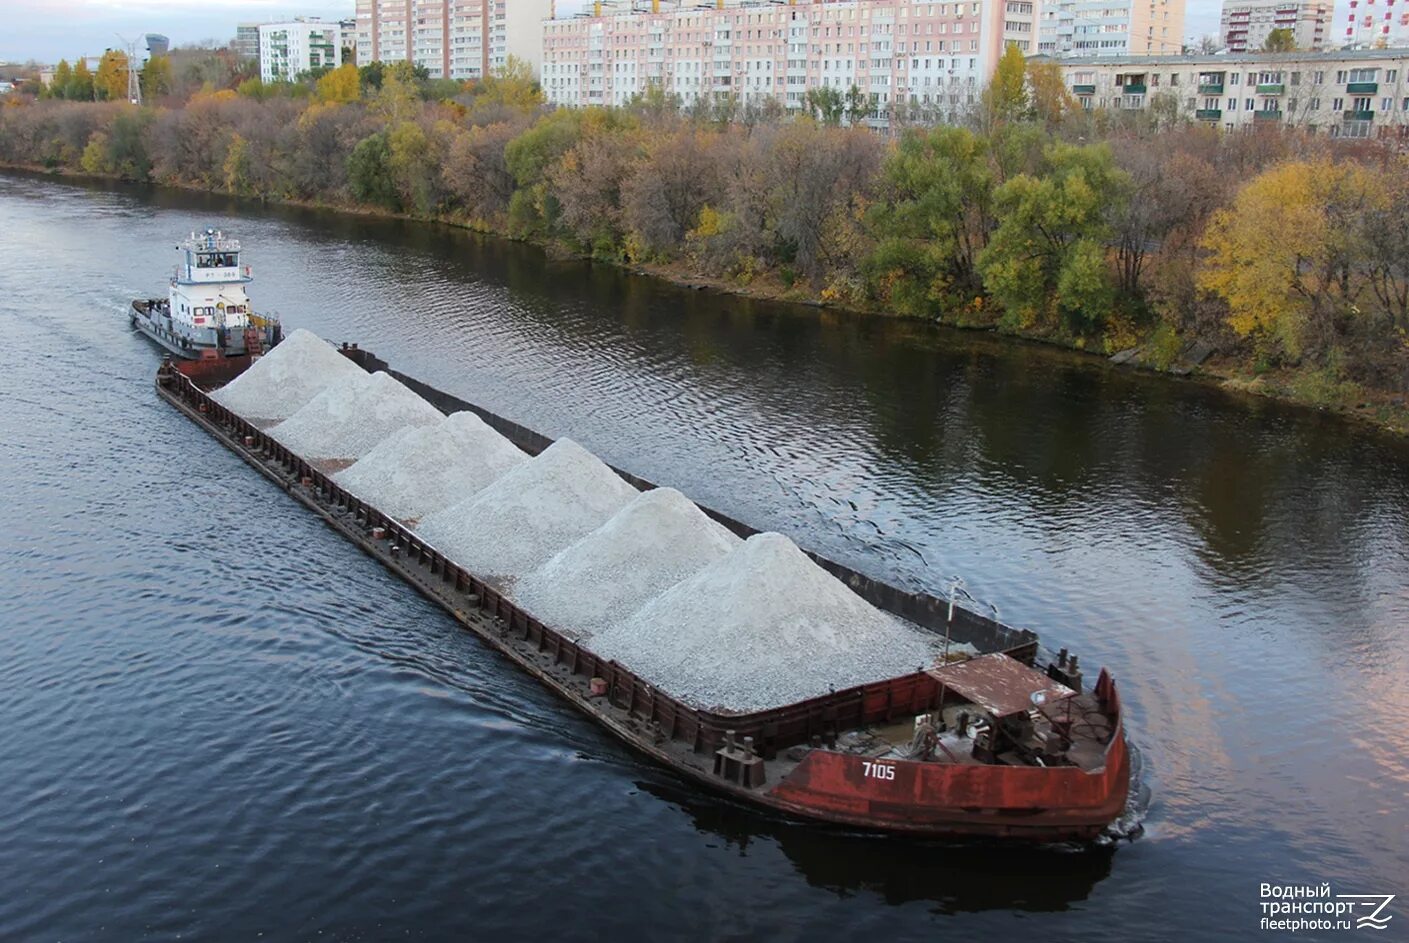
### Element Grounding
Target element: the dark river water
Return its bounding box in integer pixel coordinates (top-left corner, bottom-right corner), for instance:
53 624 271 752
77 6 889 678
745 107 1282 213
1 171 1406 941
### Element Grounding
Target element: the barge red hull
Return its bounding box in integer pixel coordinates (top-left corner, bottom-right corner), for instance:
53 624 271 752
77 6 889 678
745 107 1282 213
156 353 1131 843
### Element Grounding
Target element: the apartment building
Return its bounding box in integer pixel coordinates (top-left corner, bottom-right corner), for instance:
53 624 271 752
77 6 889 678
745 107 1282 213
354 0 554 80
541 0 1040 123
259 20 344 83
234 24 261 60
1037 0 1186 57
1343 0 1409 47
1048 49 1409 140
1220 0 1330 52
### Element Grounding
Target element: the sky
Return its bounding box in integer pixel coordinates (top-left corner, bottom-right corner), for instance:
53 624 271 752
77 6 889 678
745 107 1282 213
1 0 1229 66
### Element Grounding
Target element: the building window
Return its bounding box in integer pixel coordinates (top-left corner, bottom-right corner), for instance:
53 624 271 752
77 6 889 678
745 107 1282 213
1230 73 1239 85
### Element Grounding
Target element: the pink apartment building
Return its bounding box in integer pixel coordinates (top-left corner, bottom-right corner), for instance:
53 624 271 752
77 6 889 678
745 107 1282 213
541 0 1041 124
355 0 553 80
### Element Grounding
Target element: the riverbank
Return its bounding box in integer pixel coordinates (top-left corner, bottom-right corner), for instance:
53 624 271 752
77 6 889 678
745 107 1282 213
6 160 1407 440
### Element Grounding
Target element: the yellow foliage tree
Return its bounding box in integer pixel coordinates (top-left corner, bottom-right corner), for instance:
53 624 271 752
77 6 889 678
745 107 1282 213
95 50 128 101
1199 159 1387 358
316 63 360 103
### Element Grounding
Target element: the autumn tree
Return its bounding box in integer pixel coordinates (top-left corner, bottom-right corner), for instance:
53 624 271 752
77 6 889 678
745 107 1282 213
982 43 1030 125
865 126 993 316
1199 159 1386 363
443 119 527 226
95 50 128 101
1263 28 1296 52
1027 60 1076 128
50 60 72 99
622 127 722 257
67 58 94 101
141 55 173 100
767 122 883 283
979 142 1128 333
316 63 360 103
471 55 544 115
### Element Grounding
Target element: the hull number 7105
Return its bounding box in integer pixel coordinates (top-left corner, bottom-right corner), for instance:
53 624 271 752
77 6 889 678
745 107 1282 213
862 760 896 780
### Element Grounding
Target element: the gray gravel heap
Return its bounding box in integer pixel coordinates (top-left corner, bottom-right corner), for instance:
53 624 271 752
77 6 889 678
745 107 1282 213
590 532 941 712
211 328 364 424
417 437 639 587
333 411 529 524
271 370 443 462
514 487 741 639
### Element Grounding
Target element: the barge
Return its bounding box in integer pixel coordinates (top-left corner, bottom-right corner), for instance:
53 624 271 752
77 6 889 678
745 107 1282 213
154 346 1130 843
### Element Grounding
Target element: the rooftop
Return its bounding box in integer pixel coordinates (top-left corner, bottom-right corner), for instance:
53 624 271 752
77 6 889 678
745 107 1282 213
1032 47 1409 66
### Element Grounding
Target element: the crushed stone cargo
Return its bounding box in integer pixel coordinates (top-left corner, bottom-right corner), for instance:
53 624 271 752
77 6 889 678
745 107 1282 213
590 532 942 713
417 437 639 588
514 487 741 640
333 411 530 524
270 370 443 464
211 328 365 425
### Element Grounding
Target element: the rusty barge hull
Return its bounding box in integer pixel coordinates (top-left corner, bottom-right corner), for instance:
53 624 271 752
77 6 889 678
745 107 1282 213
155 354 1130 842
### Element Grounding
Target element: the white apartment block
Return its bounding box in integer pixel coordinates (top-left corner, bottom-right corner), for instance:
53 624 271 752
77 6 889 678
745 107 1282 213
354 0 553 80
1049 49 1409 140
1220 0 1330 52
1343 0 1409 47
258 19 344 83
1038 0 1187 57
541 0 1041 124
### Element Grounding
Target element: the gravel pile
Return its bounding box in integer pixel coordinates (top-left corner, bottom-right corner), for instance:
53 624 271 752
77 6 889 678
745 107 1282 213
514 487 740 639
333 411 529 524
271 371 443 463
590 532 941 712
417 437 639 587
212 328 364 425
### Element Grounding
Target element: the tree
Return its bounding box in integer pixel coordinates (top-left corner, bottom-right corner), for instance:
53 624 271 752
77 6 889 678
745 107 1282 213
1027 60 1076 128
982 43 1030 125
444 119 527 225
316 63 360 103
472 55 543 114
1199 159 1385 362
67 58 94 102
95 50 128 101
358 61 385 92
1263 28 1296 53
845 84 868 126
865 126 993 316
347 130 399 210
978 142 1128 333
51 59 72 99
804 86 846 126
141 55 173 100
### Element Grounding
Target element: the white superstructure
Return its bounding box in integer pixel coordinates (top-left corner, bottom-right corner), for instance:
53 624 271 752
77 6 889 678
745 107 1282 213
168 230 255 338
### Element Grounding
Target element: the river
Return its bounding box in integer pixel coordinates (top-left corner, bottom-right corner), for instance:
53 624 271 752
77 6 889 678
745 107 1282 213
1 171 1405 941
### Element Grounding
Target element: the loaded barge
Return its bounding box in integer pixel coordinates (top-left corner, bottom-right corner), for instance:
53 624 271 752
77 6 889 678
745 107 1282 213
155 346 1130 842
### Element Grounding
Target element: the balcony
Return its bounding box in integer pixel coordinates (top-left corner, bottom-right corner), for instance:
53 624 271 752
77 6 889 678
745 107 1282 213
1121 82 1146 94
1347 81 1378 93
1198 83 1224 94
1195 108 1222 120
1253 109 1283 121
1256 83 1285 94
1344 109 1375 120
1072 83 1096 94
